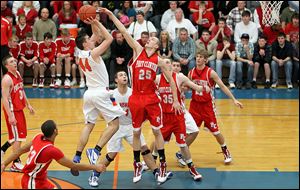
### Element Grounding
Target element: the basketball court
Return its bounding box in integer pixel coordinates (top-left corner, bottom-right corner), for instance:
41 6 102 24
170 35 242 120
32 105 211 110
1 87 299 189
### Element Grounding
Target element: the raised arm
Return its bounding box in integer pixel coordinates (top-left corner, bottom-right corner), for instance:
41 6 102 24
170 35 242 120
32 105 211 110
99 7 143 57
178 73 210 94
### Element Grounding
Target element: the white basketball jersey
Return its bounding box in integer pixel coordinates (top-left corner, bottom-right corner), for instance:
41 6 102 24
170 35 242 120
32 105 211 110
79 51 109 89
113 87 132 125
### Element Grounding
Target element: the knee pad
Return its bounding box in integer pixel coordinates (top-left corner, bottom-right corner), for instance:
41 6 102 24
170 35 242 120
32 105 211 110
106 154 114 162
141 149 150 156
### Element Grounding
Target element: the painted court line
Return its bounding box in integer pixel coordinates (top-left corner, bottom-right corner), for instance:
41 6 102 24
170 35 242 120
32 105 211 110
112 154 120 189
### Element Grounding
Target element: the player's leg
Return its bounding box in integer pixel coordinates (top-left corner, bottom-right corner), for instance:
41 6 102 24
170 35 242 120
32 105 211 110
64 57 72 88
33 61 39 86
55 57 63 88
71 63 77 86
18 61 25 79
264 62 271 88
39 60 48 88
252 62 260 89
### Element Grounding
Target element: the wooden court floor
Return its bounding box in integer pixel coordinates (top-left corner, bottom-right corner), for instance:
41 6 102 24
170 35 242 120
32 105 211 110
1 97 298 173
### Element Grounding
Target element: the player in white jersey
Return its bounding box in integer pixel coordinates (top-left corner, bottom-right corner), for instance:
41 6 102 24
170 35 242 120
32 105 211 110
91 70 172 187
71 18 125 186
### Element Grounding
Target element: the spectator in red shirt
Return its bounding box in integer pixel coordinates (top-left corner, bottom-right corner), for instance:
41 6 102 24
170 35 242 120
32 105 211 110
263 23 284 45
8 35 20 60
285 13 299 43
57 1 78 27
16 1 38 26
18 32 39 86
15 14 32 41
38 32 57 88
189 1 214 14
55 28 76 88
211 17 233 45
1 1 13 18
1 16 12 76
192 1 215 37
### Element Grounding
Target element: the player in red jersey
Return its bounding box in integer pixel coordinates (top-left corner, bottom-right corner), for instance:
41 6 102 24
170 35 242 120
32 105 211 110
1 120 106 189
55 28 76 88
188 49 243 164
154 59 211 181
101 7 182 184
18 32 39 87
38 32 57 88
1 54 35 172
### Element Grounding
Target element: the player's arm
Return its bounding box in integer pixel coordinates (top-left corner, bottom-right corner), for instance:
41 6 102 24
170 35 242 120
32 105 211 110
178 73 210 93
99 7 143 57
56 157 106 173
22 87 35 115
210 70 243 109
1 141 32 173
158 59 182 114
1 76 16 126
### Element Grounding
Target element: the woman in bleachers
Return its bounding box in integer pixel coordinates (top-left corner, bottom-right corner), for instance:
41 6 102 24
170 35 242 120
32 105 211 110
158 30 173 59
57 1 78 26
16 1 38 26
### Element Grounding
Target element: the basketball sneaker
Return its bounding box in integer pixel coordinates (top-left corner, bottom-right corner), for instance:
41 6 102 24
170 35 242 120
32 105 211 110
32 78 38 87
70 79 77 86
49 78 55 88
88 171 100 187
38 78 44 88
157 161 169 185
79 80 86 88
155 170 173 180
222 147 232 164
54 78 62 88
175 152 187 167
10 162 24 172
70 155 81 176
86 148 100 165
133 161 143 183
64 79 71 89
189 165 202 181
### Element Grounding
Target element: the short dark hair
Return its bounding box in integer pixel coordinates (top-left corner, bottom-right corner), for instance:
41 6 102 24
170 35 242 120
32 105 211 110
75 33 88 50
141 31 149 36
259 34 267 40
114 70 127 80
25 32 33 39
44 32 53 40
218 17 226 23
292 13 299 20
2 54 13 67
278 32 286 38
201 29 210 35
136 10 144 16
242 10 251 17
41 120 57 138
179 27 188 33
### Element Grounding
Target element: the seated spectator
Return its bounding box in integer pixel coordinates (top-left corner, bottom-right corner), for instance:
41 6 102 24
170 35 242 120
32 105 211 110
57 1 78 27
158 30 173 59
216 36 236 89
32 8 57 42
38 32 56 88
72 46 86 88
18 32 39 86
52 1 81 23
215 1 237 20
137 31 149 47
226 1 253 32
235 33 255 89
121 1 136 28
284 13 299 43
195 29 217 71
8 35 20 60
132 1 153 20
160 1 177 31
55 28 76 89
109 31 133 87
172 28 196 76
12 1 40 17
234 10 258 44
189 1 214 14
253 35 272 89
117 10 130 26
192 1 215 37
292 35 299 86
271 33 294 89
127 10 157 40
1 1 13 18
166 8 197 42
16 1 38 26
280 3 297 29
15 14 32 41
263 23 284 45
211 17 233 44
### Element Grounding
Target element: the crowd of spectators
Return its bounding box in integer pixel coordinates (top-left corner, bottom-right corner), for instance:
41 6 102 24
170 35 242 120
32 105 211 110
1 1 299 89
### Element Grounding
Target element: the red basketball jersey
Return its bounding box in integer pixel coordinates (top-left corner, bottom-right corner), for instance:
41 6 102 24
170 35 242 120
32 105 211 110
55 38 76 58
38 41 57 62
158 72 182 114
189 66 215 102
3 72 26 112
22 134 63 181
129 49 159 95
19 41 39 59
9 44 20 59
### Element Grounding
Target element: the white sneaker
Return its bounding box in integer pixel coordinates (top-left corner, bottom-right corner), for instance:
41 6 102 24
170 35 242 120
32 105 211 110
271 83 277 88
133 161 143 183
157 162 168 185
229 83 236 89
287 83 293 89
222 147 232 164
189 166 202 181
141 161 149 171
79 80 86 88
49 78 55 88
10 162 24 172
38 79 44 88
175 152 186 167
64 79 71 89
32 79 38 87
70 79 77 86
215 83 220 89
55 79 62 88
88 175 99 187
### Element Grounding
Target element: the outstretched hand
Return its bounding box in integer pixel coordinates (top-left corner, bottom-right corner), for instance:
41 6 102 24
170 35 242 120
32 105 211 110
171 100 183 115
83 17 98 25
234 100 243 109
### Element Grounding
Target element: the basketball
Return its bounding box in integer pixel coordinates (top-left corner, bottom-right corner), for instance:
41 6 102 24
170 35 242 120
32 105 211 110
78 5 97 22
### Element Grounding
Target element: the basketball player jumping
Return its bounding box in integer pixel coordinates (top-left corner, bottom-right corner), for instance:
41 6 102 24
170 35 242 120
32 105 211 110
100 8 182 184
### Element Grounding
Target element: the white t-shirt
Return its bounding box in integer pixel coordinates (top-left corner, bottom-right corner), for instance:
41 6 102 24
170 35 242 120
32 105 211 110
161 9 176 30
166 19 197 42
127 20 157 40
113 87 132 125
234 21 258 44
